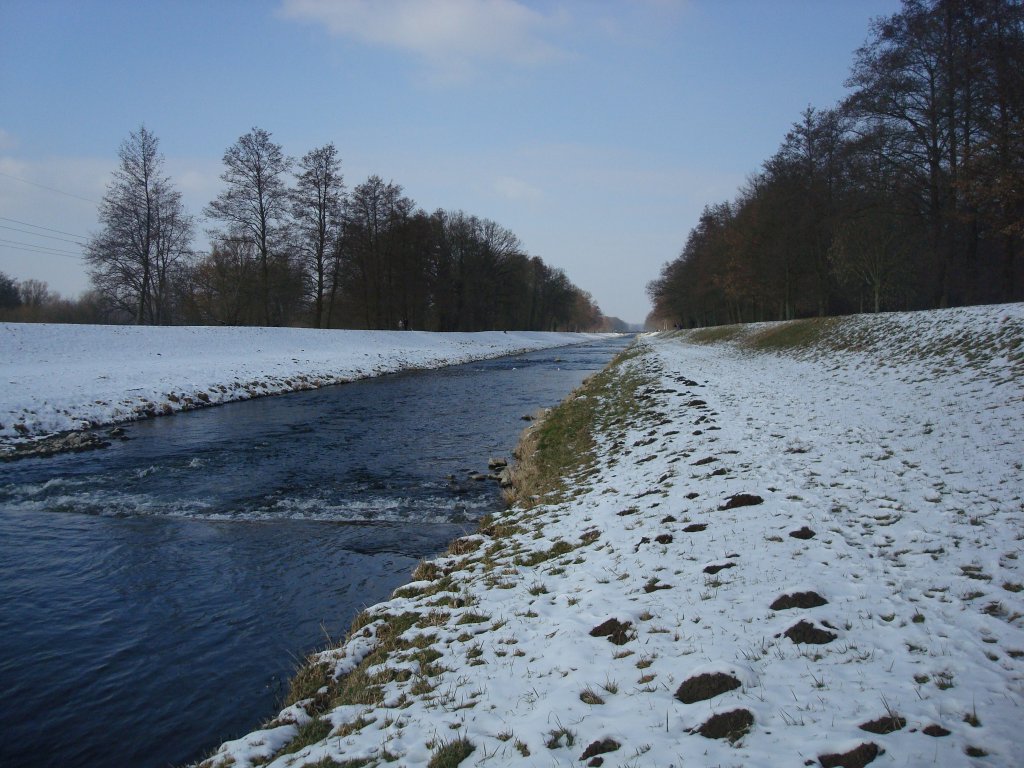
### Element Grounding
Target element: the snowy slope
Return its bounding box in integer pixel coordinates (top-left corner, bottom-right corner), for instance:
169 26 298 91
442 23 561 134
0 325 600 444
195 303 1024 768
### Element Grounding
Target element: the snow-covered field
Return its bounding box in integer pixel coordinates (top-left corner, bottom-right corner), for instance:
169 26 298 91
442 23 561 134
198 303 1023 768
0 324 599 446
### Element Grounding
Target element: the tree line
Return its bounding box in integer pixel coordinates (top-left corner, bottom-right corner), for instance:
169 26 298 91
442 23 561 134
2 127 604 331
648 0 1023 328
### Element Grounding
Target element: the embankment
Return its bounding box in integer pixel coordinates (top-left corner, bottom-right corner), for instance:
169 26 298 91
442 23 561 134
197 304 1023 768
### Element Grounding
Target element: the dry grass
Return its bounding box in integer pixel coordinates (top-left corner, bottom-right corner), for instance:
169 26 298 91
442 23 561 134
503 345 647 507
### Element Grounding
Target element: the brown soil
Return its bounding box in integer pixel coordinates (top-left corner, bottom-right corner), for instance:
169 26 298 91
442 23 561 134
783 620 837 644
859 714 906 734
770 591 828 610
683 523 707 532
703 562 737 575
789 526 816 539
922 724 951 737
720 493 763 510
644 579 673 593
694 708 754 742
579 738 620 761
590 618 633 645
818 742 880 768
675 672 741 704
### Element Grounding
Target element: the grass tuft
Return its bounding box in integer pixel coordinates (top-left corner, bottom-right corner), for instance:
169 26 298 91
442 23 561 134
427 737 474 768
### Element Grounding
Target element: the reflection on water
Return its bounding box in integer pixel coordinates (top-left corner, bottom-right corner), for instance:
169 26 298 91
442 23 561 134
0 337 630 768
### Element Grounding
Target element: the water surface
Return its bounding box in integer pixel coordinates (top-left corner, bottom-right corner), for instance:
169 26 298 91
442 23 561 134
0 337 630 767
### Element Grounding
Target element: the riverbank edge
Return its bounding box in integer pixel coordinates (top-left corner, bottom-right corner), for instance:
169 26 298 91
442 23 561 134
191 305 1024 768
1 332 612 461
191 340 650 767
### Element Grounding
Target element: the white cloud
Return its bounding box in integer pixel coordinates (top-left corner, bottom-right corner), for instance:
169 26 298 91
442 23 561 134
0 129 18 152
280 0 566 81
492 175 542 203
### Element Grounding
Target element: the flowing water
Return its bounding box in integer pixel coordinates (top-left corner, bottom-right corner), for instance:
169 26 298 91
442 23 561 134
0 336 631 768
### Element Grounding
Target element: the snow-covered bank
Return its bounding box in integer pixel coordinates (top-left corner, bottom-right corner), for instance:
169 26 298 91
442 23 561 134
197 304 1023 768
0 325 603 447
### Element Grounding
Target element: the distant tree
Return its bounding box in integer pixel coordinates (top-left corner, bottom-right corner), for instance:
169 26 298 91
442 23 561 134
829 204 909 313
19 279 52 308
179 239 262 326
0 271 22 310
85 126 194 324
338 175 415 328
205 127 293 325
291 143 344 328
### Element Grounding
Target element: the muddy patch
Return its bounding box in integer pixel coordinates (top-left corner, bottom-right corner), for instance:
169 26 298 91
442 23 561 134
770 591 828 610
675 672 741 704
789 526 816 539
590 618 634 645
818 742 880 768
720 493 763 510
580 738 620 763
703 562 736 575
692 708 753 742
782 620 836 644
859 714 906 734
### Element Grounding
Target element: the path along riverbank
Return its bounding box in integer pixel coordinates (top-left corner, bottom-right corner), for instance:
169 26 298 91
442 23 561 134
198 304 1024 768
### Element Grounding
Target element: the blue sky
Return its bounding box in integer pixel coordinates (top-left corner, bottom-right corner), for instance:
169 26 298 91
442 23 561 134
0 0 901 324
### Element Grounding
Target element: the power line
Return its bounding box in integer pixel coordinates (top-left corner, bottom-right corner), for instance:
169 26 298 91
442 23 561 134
0 237 83 258
0 223 86 246
0 216 88 240
0 171 99 204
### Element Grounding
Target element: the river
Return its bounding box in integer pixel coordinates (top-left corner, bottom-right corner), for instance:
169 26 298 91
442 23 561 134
0 336 630 768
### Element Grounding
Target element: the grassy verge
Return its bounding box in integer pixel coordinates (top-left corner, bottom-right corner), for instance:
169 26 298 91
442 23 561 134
504 343 648 507
674 310 1023 378
743 317 839 351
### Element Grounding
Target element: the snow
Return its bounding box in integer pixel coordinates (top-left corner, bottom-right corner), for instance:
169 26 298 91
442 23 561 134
0 324 602 445
192 303 1023 768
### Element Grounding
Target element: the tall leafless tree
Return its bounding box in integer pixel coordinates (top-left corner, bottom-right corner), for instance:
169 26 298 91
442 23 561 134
291 143 344 328
85 126 193 324
205 127 293 325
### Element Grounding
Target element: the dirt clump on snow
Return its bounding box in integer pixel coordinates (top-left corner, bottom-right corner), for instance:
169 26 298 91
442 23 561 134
580 738 620 762
693 708 754 742
818 741 880 767
674 672 741 704
782 620 837 644
703 561 736 575
858 713 906 734
719 493 763 509
789 526 816 539
589 618 633 645
770 591 828 610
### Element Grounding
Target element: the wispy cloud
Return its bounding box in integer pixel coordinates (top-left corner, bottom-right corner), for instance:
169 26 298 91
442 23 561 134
279 0 567 82
0 129 18 152
492 175 542 203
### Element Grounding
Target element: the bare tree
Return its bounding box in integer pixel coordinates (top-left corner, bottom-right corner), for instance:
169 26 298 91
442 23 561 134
205 127 292 325
291 143 344 328
18 279 52 308
85 126 193 324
